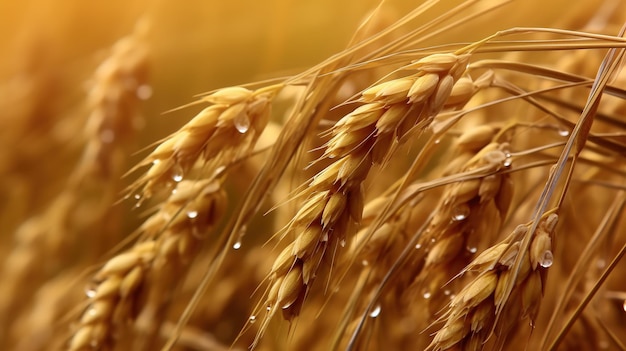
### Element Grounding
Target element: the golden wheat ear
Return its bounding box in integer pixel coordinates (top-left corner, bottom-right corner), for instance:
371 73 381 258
126 84 281 200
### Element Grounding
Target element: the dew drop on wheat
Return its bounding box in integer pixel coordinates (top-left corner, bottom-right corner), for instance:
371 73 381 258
234 113 250 133
187 210 198 219
136 84 153 100
503 157 512 168
452 205 470 221
233 241 242 250
214 165 226 177
90 340 101 349
134 194 141 200
467 246 477 254
172 164 184 182
369 305 382 318
340 239 346 248
621 300 626 312
415 243 422 249
423 291 432 299
558 128 570 137
539 250 553 268
85 287 97 298
249 315 257 323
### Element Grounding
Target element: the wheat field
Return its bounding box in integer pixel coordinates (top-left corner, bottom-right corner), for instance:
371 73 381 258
1 0 626 350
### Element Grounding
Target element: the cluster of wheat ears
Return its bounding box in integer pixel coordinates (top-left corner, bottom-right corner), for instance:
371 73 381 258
2 0 626 350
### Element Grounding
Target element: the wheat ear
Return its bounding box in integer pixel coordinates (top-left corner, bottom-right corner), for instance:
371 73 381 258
129 85 280 199
428 211 558 351
68 179 225 351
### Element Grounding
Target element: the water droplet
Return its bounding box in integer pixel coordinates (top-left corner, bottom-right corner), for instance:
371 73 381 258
133 194 141 200
136 84 153 100
172 164 184 182
152 159 160 165
340 239 346 247
539 250 553 268
90 340 100 348
233 241 242 250
558 129 570 137
369 305 382 318
444 289 451 296
213 165 226 176
503 157 512 167
467 246 477 254
249 315 257 323
423 291 432 299
100 129 115 143
434 139 441 144
266 306 271 311
415 243 422 249
187 210 198 219
622 300 626 312
85 287 97 298
234 113 251 133
362 260 369 266
134 202 142 208
452 205 470 221
430 238 436 243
